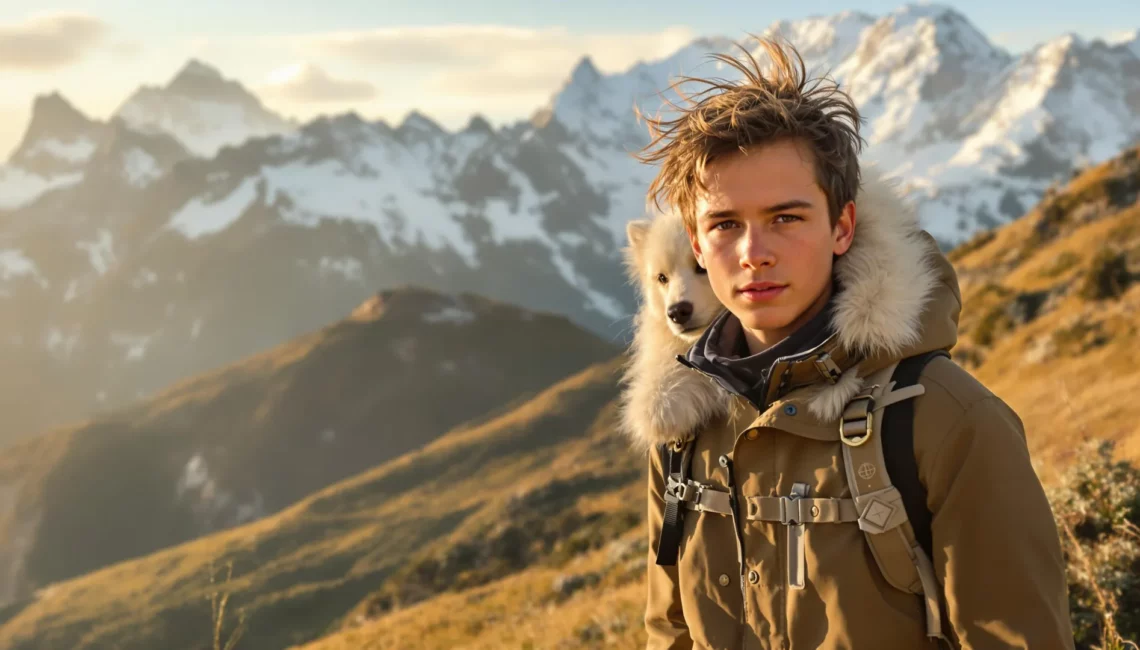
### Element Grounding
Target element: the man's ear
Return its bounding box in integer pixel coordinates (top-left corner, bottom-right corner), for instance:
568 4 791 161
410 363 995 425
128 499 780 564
688 225 705 269
832 201 856 256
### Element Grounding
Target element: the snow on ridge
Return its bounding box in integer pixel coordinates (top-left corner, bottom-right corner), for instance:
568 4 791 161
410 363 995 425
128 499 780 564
130 268 159 289
262 153 478 265
123 148 161 188
44 326 80 360
0 166 84 210
110 331 152 361
25 137 97 164
169 176 260 238
422 304 476 324
0 249 49 289
118 96 292 158
75 229 116 275
316 256 363 282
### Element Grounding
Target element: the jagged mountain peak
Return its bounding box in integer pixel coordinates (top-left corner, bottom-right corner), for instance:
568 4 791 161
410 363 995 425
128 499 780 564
569 56 602 85
397 110 446 138
170 58 225 84
463 114 494 136
112 60 294 158
9 92 97 158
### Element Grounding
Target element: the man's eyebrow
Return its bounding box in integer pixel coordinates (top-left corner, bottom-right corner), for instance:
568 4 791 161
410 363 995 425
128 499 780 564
701 209 737 221
764 199 814 213
699 200 813 221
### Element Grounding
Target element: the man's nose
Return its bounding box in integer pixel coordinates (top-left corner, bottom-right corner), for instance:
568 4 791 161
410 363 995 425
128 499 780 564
667 301 693 325
740 227 776 268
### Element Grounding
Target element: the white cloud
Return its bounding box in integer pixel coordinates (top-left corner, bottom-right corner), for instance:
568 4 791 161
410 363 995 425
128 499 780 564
992 25 1140 53
259 63 377 103
1104 28 1138 45
0 12 109 70
296 24 696 97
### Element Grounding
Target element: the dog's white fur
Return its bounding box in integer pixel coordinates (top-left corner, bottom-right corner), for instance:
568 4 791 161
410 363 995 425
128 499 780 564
618 210 735 453
619 168 943 452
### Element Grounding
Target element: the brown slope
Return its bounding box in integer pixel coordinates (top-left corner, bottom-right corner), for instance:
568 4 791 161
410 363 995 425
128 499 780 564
0 356 636 650
0 285 619 611
947 145 1140 477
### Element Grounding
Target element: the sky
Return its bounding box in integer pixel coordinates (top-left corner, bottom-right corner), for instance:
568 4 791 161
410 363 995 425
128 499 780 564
1 0 1137 158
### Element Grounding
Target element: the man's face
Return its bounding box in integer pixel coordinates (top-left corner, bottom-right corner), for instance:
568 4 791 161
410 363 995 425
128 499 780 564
689 138 855 349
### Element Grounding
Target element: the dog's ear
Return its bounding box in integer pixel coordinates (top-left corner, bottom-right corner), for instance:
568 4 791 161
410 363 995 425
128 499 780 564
622 219 651 281
625 219 650 249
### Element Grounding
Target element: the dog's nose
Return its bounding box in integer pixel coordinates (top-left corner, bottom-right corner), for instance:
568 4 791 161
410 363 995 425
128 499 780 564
667 301 693 325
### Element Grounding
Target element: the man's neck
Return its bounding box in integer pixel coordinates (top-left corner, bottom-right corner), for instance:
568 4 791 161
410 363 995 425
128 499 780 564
742 280 834 356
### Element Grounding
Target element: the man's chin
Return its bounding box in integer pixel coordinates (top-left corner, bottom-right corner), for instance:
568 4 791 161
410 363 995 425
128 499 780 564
732 305 793 332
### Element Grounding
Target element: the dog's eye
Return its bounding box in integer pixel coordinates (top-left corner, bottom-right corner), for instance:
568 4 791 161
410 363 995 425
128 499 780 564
657 273 668 284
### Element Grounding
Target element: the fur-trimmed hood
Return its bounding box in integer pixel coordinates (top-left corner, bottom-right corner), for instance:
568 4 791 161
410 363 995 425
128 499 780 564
626 168 963 451
800 168 962 419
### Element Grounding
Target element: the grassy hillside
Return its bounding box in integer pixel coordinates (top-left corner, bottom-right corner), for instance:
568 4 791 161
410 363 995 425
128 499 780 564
948 145 1140 477
0 286 619 610
0 358 638 650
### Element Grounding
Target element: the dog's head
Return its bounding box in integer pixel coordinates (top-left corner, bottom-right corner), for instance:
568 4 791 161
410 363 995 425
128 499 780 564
624 214 723 341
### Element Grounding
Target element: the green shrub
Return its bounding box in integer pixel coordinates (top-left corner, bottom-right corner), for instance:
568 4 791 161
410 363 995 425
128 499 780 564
1052 318 1109 355
974 303 1014 347
1080 250 1134 301
1048 440 1140 649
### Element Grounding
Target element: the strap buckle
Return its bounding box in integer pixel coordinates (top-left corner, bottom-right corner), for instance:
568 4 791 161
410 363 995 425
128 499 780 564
840 394 875 447
665 476 701 503
778 494 803 525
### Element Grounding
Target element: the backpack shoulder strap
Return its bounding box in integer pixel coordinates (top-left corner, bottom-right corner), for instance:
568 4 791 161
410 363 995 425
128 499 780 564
883 350 950 558
839 349 951 644
654 440 695 566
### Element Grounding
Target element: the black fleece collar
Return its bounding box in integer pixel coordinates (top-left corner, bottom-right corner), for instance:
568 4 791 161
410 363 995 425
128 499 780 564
682 284 840 410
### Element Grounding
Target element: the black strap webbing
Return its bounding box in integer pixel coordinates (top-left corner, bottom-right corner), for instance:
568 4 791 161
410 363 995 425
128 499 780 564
655 443 693 566
881 349 950 560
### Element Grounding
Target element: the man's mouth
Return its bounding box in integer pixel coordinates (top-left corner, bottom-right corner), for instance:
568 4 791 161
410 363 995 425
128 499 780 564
738 282 787 302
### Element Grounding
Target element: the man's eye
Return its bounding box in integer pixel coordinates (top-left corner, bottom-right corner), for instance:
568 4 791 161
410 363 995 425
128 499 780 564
711 221 736 231
776 214 803 223
657 273 668 284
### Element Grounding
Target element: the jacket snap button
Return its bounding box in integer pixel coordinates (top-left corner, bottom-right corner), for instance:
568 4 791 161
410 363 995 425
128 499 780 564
784 404 798 416
811 505 820 518
718 573 730 586
745 429 759 440
748 570 760 584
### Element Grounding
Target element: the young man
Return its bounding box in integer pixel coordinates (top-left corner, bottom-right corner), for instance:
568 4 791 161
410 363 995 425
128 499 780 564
633 39 1074 649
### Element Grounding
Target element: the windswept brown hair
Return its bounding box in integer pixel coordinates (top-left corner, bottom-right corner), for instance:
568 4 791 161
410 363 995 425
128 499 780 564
634 36 865 233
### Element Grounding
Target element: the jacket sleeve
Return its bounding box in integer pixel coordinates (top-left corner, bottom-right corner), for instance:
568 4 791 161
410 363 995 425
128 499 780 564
924 394 1075 650
645 448 694 650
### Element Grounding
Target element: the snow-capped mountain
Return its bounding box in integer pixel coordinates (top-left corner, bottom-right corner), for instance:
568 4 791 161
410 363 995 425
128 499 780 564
0 2 1137 448
115 59 295 157
548 4 1140 243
